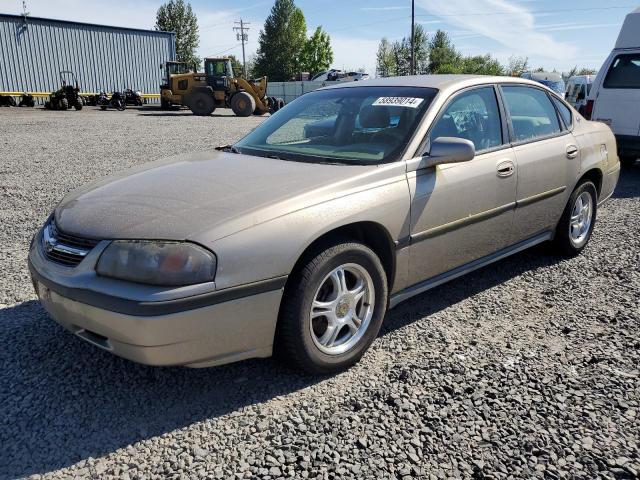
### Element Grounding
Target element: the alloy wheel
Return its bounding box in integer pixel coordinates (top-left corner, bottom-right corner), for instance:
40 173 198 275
569 191 593 247
309 263 375 355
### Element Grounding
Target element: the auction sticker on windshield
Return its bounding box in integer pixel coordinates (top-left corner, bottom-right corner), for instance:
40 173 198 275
372 97 424 108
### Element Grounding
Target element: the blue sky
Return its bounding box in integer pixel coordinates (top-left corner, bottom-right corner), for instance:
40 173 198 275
1 0 636 75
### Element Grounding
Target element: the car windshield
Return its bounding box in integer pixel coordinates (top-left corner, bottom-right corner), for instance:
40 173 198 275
234 86 438 164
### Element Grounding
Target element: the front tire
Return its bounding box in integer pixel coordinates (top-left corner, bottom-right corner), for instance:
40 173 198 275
231 91 255 117
553 181 598 256
190 93 215 116
277 241 388 374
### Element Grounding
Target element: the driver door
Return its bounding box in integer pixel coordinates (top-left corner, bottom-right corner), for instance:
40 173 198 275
407 85 519 285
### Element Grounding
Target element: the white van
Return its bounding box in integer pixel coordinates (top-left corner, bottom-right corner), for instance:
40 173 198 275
586 8 640 167
566 75 595 112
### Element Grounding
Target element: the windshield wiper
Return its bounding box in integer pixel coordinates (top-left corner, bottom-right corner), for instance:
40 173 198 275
215 144 240 154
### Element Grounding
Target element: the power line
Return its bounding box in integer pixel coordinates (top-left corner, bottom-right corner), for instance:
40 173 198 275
212 44 242 56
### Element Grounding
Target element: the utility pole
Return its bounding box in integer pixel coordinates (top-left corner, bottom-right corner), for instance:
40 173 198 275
410 0 415 75
233 19 250 77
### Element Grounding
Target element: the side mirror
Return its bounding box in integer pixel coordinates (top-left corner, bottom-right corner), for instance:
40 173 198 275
421 137 475 168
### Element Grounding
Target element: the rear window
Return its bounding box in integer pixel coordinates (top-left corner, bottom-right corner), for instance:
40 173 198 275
604 54 640 89
552 97 572 128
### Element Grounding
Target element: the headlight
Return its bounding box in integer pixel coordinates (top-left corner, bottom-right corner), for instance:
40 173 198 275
96 241 216 286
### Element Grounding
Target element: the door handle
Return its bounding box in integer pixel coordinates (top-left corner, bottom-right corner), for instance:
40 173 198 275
496 160 515 178
566 145 579 159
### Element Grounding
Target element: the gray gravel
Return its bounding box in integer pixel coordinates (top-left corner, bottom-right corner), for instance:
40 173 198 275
1 107 639 480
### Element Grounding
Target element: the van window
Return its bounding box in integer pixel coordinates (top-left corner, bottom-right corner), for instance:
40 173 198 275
603 54 640 89
501 86 561 142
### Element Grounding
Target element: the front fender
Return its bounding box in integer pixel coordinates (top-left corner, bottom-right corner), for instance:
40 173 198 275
203 169 410 291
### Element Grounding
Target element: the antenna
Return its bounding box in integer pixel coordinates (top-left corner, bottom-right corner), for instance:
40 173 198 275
233 19 250 77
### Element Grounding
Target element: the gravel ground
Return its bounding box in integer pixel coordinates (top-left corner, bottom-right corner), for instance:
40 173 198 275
1 107 639 480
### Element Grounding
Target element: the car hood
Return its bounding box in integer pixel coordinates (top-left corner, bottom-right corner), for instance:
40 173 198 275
55 151 374 241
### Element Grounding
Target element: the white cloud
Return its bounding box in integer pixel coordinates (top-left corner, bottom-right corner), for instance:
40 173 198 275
329 36 379 75
416 0 578 60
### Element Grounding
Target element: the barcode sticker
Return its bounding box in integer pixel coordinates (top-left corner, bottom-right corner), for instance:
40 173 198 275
372 97 424 108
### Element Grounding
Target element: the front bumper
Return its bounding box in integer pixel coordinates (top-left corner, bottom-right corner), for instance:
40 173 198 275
28 228 285 368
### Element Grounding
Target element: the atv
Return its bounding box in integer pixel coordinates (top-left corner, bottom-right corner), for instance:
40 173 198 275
44 71 84 111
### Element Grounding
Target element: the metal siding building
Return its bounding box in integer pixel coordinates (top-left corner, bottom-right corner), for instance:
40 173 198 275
0 14 175 97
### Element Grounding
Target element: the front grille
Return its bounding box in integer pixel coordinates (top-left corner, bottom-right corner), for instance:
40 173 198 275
50 221 100 250
43 220 100 267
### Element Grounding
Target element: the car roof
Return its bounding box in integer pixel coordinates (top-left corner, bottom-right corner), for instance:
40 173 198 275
318 74 550 94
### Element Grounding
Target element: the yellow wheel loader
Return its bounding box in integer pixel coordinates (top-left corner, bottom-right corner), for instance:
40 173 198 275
160 61 192 110
161 57 284 117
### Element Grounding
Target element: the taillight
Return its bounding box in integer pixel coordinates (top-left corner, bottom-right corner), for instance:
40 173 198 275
584 99 594 120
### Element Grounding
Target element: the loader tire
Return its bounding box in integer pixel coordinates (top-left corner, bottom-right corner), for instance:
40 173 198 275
231 91 255 117
60 98 69 110
190 93 215 116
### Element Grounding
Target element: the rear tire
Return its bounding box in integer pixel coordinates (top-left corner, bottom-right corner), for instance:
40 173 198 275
277 241 388 374
59 98 69 110
74 97 83 110
553 181 598 257
190 93 215 116
231 91 255 117
620 156 637 169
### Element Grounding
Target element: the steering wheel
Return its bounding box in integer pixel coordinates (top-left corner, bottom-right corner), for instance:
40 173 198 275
466 112 488 150
371 129 399 146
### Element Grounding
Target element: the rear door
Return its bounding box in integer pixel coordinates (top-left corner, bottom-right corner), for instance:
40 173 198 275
592 51 640 137
500 85 580 239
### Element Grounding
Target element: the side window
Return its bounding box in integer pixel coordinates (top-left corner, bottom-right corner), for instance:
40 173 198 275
501 86 561 142
552 97 572 129
428 87 503 153
603 54 640 89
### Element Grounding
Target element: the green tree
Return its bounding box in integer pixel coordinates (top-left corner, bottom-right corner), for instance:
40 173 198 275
505 56 529 77
391 38 410 76
578 67 597 75
155 0 200 69
461 54 504 75
428 30 461 74
412 24 430 74
376 25 428 77
376 38 395 77
254 0 307 81
301 26 333 77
